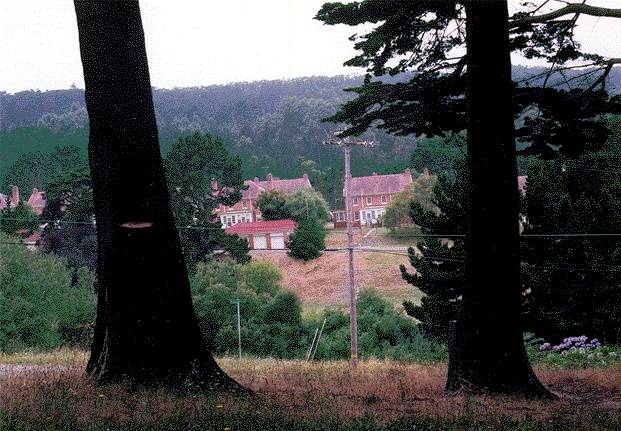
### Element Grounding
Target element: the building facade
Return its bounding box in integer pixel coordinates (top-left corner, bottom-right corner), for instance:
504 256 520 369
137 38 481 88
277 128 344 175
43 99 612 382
215 173 312 227
332 169 413 228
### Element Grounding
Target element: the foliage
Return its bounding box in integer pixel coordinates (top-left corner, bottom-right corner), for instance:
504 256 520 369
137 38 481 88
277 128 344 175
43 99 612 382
255 189 291 221
1 145 86 194
190 260 307 358
521 149 621 343
40 163 96 270
410 134 466 176
0 202 39 237
315 1 621 157
383 172 437 230
313 289 447 362
400 159 467 341
287 217 326 261
0 233 96 352
525 333 621 369
285 188 331 224
164 132 249 266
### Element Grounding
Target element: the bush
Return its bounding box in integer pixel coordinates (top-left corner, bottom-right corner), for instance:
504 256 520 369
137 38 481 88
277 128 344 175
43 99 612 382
190 260 309 358
0 233 96 352
288 217 326 261
313 289 447 362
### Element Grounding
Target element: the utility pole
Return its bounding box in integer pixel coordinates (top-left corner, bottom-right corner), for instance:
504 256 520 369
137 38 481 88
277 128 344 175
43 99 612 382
229 298 247 360
323 132 375 367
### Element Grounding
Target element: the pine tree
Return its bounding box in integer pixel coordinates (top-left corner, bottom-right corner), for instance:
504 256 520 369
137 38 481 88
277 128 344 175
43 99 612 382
400 160 467 341
288 217 326 261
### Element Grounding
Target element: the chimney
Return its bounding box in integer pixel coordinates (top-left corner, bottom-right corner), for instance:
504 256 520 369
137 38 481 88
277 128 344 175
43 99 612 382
210 179 219 196
404 168 413 183
423 168 430 177
372 172 377 176
266 173 273 189
266 173 273 182
303 173 309 181
10 186 19 208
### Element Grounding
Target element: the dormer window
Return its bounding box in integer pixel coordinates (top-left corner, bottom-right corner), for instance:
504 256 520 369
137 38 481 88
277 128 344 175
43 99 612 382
366 196 372 205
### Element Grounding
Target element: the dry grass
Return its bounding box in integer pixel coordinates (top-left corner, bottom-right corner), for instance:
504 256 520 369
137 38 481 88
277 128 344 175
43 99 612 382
1 353 620 429
250 248 421 311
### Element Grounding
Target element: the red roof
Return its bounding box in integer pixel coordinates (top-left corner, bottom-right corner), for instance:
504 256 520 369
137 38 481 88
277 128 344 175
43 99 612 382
241 173 312 200
225 219 297 235
350 170 413 196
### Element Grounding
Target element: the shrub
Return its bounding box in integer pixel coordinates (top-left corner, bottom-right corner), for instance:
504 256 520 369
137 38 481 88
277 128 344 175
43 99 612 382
313 288 447 362
190 260 308 358
0 233 96 352
288 217 326 261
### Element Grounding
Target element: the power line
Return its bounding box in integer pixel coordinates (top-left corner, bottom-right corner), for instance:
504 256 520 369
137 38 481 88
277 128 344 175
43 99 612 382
4 216 621 239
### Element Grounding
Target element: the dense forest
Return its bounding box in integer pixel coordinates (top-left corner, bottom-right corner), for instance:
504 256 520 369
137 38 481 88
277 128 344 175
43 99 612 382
2 66 620 205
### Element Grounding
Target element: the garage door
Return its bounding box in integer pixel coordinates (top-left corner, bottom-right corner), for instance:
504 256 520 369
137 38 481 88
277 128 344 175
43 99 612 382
270 234 285 249
254 234 267 249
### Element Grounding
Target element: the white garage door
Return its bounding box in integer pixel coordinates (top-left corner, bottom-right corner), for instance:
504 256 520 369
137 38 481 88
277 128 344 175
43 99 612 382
270 234 285 249
254 234 267 249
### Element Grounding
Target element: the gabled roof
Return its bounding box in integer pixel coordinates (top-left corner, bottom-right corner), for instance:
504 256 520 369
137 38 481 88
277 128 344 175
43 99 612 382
350 170 413 196
26 188 46 215
225 219 297 235
241 173 312 200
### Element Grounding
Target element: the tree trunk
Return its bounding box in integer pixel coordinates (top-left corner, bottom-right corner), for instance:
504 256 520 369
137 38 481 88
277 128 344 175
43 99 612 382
446 1 553 398
74 0 242 391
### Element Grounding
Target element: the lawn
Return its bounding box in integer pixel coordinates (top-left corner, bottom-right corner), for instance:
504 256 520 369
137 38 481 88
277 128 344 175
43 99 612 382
1 352 620 430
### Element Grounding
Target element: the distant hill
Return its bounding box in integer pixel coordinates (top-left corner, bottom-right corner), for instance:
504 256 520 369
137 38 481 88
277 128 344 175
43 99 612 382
1 67 619 204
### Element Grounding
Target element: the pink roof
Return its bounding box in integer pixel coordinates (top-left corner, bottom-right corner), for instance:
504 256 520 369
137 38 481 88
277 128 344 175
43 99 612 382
225 219 297 235
0 193 6 210
26 188 46 215
241 173 312 200
350 170 413 196
518 175 527 193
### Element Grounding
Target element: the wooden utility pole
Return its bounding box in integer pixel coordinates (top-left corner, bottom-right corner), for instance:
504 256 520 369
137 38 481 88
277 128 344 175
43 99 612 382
323 132 374 367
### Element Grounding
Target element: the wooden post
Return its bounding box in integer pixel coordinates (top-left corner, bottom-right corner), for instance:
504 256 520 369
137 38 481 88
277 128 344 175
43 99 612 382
322 133 375 368
344 145 358 367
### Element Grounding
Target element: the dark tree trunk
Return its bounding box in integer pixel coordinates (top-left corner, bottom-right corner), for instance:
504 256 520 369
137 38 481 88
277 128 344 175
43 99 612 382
74 1 242 391
445 1 553 398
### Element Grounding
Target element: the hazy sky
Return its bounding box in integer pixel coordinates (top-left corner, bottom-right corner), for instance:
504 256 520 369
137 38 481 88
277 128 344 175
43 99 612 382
1 0 621 94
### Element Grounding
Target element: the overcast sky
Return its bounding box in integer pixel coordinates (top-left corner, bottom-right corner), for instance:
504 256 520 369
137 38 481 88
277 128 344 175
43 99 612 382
1 0 621 94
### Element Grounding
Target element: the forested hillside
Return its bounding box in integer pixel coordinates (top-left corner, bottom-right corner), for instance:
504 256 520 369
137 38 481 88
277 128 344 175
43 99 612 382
2 66 619 205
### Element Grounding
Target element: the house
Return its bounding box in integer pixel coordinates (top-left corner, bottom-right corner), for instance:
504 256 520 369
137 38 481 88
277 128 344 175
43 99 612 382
0 186 46 215
215 173 312 227
225 219 297 250
332 169 414 228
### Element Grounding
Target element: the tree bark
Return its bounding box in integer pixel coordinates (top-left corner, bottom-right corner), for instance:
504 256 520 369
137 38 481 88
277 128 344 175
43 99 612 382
74 0 242 391
446 1 553 398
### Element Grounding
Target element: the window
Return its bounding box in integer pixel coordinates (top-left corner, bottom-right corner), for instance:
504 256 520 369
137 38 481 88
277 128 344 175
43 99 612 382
353 197 359 206
337 212 345 221
242 199 249 209
221 216 226 225
366 196 372 205
354 212 360 221
381 195 387 203
232 215 236 224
